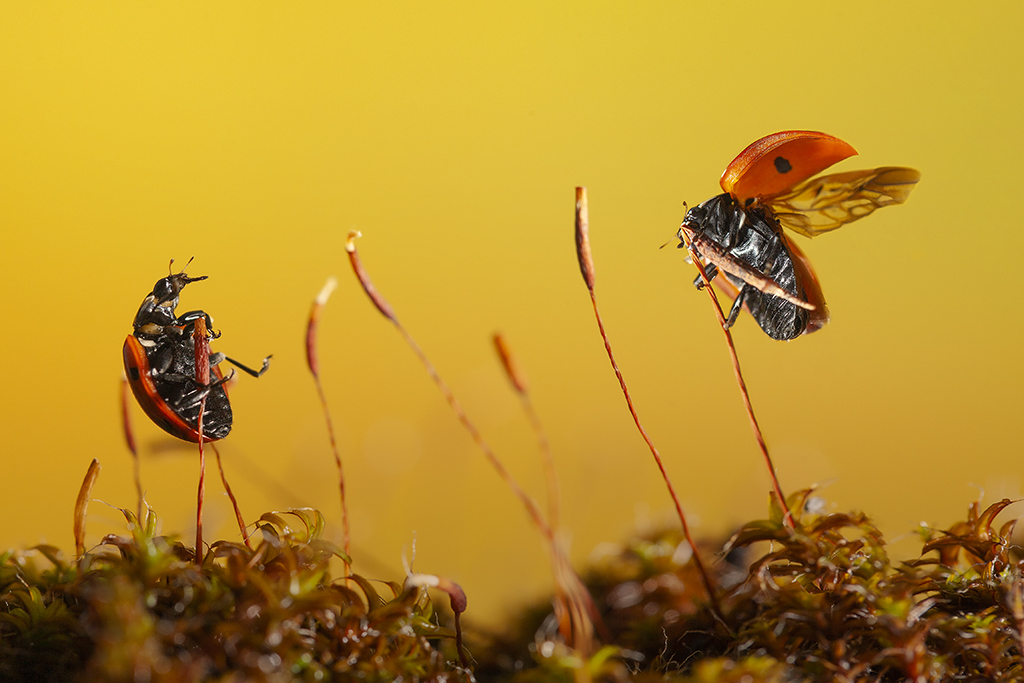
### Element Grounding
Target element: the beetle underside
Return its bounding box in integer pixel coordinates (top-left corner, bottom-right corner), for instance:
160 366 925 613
681 193 811 341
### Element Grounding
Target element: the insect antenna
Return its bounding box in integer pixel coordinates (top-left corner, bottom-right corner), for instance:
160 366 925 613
167 256 207 284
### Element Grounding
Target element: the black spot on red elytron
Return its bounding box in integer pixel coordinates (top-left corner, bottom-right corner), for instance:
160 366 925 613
774 156 792 174
744 198 755 207
129 367 140 381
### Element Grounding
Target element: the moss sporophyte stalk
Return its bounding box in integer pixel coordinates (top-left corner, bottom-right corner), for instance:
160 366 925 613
20 162 1021 683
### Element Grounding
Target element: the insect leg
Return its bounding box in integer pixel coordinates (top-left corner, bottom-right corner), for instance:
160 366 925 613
693 263 719 290
758 231 787 274
691 235 814 311
723 209 746 249
147 343 176 374
176 311 221 339
223 355 272 378
172 370 236 410
724 285 749 329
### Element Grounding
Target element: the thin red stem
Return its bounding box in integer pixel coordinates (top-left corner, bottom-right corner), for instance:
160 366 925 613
306 277 352 572
120 378 144 523
314 377 352 568
397 325 550 536
493 334 600 647
196 420 206 565
348 232 601 652
194 317 211 565
685 244 794 530
213 443 252 549
521 395 559 534
397 323 604 650
493 334 561 532
588 292 721 612
575 187 720 614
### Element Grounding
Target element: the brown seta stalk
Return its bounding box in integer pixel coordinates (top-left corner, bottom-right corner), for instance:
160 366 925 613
345 232 599 656
194 316 210 565
212 443 252 549
493 333 560 531
493 333 599 647
574 187 721 615
193 320 255 556
677 228 795 530
120 377 144 522
305 276 352 568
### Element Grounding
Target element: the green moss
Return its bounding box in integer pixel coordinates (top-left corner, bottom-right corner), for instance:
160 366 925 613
1 508 462 682
5 493 1024 681
476 492 1024 682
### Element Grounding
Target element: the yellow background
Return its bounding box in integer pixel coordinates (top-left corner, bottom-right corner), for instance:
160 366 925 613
2 3 1022 624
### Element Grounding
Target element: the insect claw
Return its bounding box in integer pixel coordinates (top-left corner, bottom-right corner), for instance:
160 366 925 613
224 355 272 378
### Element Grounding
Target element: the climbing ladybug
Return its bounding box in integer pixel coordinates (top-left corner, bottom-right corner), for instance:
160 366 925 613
122 260 271 442
678 131 920 340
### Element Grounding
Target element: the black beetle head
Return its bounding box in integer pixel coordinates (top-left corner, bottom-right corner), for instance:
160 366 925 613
152 272 208 305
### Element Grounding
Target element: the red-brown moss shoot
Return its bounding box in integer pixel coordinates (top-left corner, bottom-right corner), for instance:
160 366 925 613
678 228 794 530
346 232 599 654
74 458 101 556
305 276 351 567
574 187 721 615
345 231 397 323
120 377 143 522
194 316 210 565
493 332 601 651
493 333 560 532
212 443 252 549
345 232 547 533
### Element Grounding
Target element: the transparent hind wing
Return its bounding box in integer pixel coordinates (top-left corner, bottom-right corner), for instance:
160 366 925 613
769 166 921 237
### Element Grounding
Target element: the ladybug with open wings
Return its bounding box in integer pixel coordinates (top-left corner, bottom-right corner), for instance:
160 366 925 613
677 130 920 340
122 260 271 442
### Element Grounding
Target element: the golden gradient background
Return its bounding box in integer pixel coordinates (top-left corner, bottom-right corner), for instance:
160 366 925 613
2 3 1022 623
